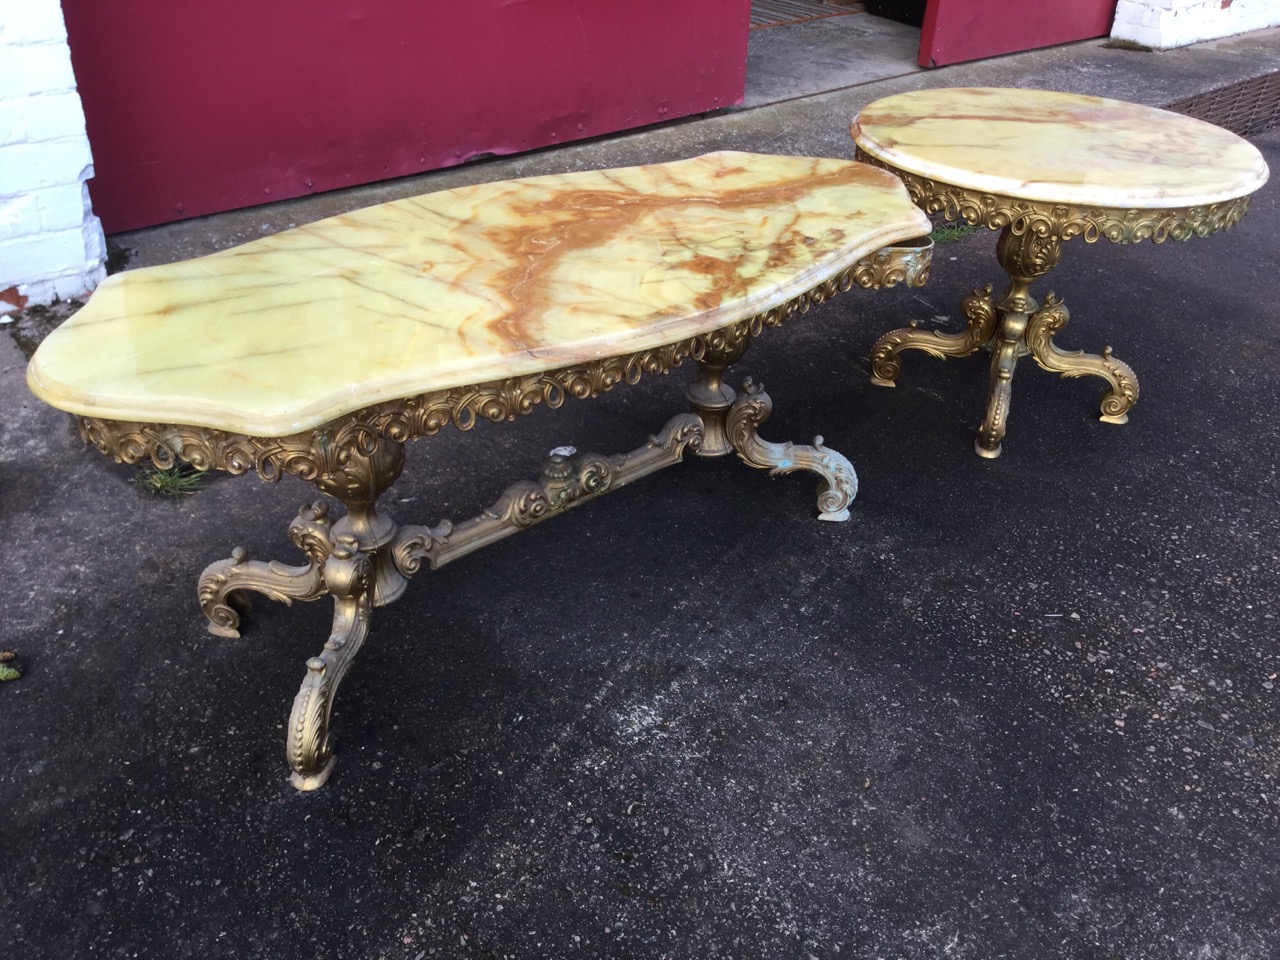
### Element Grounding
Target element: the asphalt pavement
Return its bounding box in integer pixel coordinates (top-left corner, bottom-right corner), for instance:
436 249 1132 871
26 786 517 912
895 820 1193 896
3 26 1279 960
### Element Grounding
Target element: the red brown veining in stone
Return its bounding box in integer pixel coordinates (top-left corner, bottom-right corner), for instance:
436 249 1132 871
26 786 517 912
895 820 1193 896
852 87 1269 209
27 153 933 435
482 162 881 348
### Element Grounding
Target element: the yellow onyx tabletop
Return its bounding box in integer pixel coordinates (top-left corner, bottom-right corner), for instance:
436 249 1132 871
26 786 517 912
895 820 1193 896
27 152 929 438
852 87 1270 210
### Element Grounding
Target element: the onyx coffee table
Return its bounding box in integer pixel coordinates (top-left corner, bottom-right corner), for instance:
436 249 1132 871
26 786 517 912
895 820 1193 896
27 152 932 789
852 87 1270 457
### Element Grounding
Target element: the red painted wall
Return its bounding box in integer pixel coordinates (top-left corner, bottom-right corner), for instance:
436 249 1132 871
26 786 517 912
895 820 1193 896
918 0 1117 68
62 1 751 234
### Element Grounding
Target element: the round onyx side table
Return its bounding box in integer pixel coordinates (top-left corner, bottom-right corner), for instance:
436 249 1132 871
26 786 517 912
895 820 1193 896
852 87 1269 458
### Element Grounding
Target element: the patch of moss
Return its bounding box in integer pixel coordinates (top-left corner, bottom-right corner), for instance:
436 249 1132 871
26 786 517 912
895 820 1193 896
0 651 20 682
106 240 136 276
1103 38 1155 52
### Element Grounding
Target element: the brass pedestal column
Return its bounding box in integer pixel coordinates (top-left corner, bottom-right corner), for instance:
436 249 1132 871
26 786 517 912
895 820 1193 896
871 221 1139 458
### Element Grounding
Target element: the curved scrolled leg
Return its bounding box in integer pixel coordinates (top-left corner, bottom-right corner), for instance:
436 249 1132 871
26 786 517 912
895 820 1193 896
1025 293 1140 424
975 334 1023 459
287 534 373 791
725 379 857 522
197 501 334 638
870 284 997 386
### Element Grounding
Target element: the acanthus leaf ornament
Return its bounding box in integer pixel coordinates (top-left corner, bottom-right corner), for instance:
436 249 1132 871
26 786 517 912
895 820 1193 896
854 149 1253 246
67 249 933 789
855 147 1248 455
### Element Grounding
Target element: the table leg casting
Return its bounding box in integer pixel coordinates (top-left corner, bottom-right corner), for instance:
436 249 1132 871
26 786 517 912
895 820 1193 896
193 327 856 789
870 223 1139 458
73 241 929 789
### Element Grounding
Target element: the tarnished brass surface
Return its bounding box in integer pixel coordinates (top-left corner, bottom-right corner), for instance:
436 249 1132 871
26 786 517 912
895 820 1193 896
855 148 1254 244
857 146 1247 456
726 379 857 522
198 502 334 639
848 237 933 290
76 239 932 479
1024 294 1139 427
71 245 930 790
871 284 997 386
392 413 704 577
287 534 372 790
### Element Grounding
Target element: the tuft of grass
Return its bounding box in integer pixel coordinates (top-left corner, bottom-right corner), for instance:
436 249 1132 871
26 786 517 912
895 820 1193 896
929 220 978 244
1103 38 1154 52
0 651 19 682
132 465 208 498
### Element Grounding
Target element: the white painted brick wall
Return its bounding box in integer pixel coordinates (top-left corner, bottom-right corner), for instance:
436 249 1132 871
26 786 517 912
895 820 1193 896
1113 0 1280 49
0 0 106 314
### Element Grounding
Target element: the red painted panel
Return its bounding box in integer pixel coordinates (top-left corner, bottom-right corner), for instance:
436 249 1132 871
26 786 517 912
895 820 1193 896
62 1 751 233
918 0 1117 68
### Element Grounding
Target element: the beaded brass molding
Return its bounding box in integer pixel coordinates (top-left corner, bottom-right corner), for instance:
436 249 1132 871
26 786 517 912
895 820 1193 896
854 147 1253 244
72 243 930 790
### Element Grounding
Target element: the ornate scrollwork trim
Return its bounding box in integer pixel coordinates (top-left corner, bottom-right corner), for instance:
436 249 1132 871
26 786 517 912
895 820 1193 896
75 252 929 486
196 501 335 638
725 379 857 522
392 412 704 576
854 148 1253 245
849 239 933 290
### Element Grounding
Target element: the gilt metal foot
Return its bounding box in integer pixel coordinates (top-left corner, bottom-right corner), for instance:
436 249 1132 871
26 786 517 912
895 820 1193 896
1024 293 1140 425
287 534 372 791
726 379 857 521
197 501 334 638
870 284 998 386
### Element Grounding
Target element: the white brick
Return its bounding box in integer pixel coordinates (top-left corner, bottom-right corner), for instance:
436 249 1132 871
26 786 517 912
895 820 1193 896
1112 4 1145 27
0 185 89 239
52 264 103 302
82 214 105 265
0 0 102 307
0 42 78 100
0 2 69 46
1114 0 1280 46
0 92 88 148
0 228 92 286
0 139 93 196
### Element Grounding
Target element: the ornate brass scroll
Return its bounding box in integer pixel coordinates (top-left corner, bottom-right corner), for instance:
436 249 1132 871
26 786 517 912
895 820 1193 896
856 147 1247 457
74 240 931 789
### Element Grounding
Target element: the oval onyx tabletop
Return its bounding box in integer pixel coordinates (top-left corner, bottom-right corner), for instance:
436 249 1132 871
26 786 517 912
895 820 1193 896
852 88 1270 210
27 152 930 438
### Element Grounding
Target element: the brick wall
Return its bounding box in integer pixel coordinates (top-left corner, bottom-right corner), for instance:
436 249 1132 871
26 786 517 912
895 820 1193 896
0 0 106 314
1113 0 1280 49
